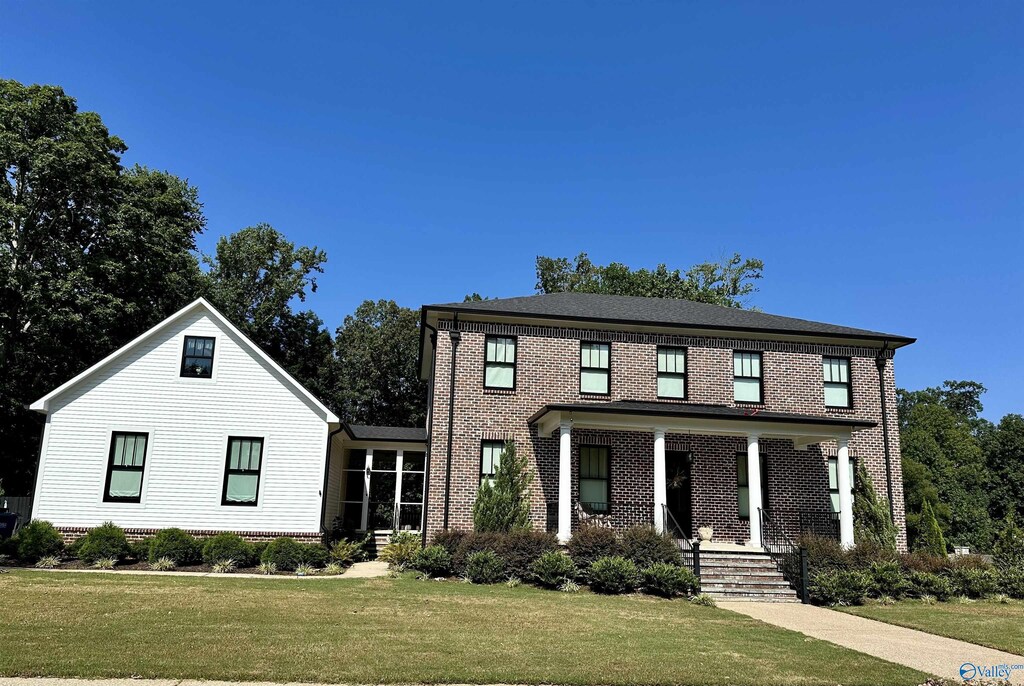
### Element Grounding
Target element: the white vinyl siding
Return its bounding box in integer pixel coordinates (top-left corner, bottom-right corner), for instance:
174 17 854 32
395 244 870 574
733 351 762 403
657 346 686 398
484 336 516 389
32 308 328 534
580 342 610 394
823 357 851 408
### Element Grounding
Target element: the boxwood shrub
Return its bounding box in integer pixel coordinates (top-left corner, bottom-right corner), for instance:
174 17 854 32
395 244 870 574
567 525 621 579
531 550 577 588
620 526 682 568
947 567 999 598
589 556 639 594
809 569 872 606
909 571 953 600
465 550 505 584
998 568 1024 599
202 533 255 566
14 520 64 562
411 544 452 578
77 522 131 563
642 562 699 598
260 537 327 571
495 529 558 580
148 528 201 566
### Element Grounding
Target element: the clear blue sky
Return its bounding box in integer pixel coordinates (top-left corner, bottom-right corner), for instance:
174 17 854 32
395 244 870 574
3 2 1021 419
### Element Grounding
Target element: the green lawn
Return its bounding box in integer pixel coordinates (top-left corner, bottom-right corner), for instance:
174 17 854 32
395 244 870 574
841 599 1024 657
0 570 927 686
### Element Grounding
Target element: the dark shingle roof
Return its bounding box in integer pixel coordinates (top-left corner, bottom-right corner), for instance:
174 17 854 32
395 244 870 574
427 293 913 344
528 400 876 429
344 425 427 443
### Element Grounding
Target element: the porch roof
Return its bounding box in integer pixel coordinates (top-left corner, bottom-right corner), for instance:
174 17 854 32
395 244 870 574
529 400 876 445
343 424 428 443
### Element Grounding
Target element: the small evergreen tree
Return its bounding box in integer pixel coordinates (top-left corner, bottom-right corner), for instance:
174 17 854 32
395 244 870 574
917 499 947 556
472 441 534 533
993 512 1024 572
852 462 897 550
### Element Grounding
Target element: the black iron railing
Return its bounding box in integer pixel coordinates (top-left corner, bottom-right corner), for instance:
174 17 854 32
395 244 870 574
661 505 700 581
395 504 423 531
545 500 654 532
798 510 840 540
759 507 809 603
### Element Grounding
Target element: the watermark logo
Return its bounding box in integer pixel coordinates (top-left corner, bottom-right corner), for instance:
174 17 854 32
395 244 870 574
960 661 1023 681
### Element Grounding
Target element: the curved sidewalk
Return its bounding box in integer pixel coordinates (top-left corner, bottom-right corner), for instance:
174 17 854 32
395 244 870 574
720 601 1024 682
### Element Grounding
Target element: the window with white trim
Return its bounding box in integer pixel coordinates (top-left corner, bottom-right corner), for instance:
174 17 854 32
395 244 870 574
222 437 263 506
181 336 215 378
104 432 148 503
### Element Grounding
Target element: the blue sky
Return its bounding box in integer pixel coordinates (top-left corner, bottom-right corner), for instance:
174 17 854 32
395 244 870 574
3 2 1021 419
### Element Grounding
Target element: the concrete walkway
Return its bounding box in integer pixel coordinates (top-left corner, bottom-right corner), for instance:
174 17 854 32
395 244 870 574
721 601 1024 682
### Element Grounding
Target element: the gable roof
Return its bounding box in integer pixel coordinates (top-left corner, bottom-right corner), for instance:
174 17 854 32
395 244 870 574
29 298 341 423
424 292 914 345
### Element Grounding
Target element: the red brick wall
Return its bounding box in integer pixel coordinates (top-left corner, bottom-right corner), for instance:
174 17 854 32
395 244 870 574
56 527 321 545
426 320 907 550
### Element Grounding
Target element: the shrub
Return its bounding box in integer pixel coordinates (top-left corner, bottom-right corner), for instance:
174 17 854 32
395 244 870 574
947 567 999 598
212 559 237 574
379 531 422 569
495 529 558 580
472 440 533 533
34 555 61 569
92 556 117 570
798 532 848 571
917 500 947 556
642 562 698 598
202 533 255 567
76 522 131 563
998 568 1024 599
845 540 896 570
948 554 994 571
452 532 505 575
15 520 64 562
150 557 176 571
852 461 897 550
908 571 953 600
328 539 364 566
899 551 950 574
993 512 1024 572
868 561 911 599
432 530 467 558
690 593 716 607
250 540 269 562
410 545 452 578
65 536 84 560
299 543 329 568
465 550 506 584
130 537 153 562
589 556 639 594
567 525 621 579
261 537 305 571
531 550 577 588
620 526 682 568
810 569 872 606
148 528 201 566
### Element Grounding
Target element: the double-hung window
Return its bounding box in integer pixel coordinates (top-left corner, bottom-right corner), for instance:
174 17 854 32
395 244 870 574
823 357 852 408
736 453 769 519
104 432 148 503
480 441 504 487
733 351 763 403
579 446 610 514
222 437 263 506
580 342 610 395
828 457 856 513
484 336 516 389
657 346 687 399
181 336 215 378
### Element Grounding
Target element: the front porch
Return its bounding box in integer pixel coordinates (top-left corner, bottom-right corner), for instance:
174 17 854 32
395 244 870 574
530 400 874 550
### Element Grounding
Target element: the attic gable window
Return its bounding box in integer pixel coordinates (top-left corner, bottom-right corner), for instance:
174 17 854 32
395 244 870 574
181 336 215 378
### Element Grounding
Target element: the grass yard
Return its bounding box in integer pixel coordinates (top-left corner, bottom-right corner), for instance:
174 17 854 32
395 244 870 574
0 570 928 686
841 599 1024 657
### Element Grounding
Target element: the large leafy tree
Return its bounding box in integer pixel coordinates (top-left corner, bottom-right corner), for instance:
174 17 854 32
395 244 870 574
982 414 1024 522
333 299 427 427
0 80 205 492
535 252 763 307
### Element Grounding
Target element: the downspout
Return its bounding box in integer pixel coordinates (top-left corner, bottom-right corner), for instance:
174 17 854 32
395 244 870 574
442 315 461 530
875 341 896 523
320 424 346 538
420 324 438 547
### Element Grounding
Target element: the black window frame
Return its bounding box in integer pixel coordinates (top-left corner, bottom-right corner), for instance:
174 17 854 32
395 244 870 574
479 440 504 486
823 356 853 409
579 341 611 396
579 444 611 514
656 345 688 400
828 456 857 514
103 431 149 503
483 335 518 390
735 452 769 520
180 335 216 379
221 436 264 507
733 350 764 404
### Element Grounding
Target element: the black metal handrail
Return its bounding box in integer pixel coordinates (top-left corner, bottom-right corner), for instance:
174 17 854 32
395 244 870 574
661 505 700 581
759 507 809 603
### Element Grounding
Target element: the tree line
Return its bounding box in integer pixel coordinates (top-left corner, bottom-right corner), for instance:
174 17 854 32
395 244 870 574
2 79 1021 555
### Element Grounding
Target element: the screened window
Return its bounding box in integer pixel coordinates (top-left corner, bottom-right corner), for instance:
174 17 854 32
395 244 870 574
657 346 687 398
736 453 769 519
480 441 504 487
828 457 856 513
340 449 367 530
181 336 215 378
222 437 263 505
823 357 852 408
484 336 516 389
579 446 610 513
104 432 148 502
733 351 763 403
580 342 610 394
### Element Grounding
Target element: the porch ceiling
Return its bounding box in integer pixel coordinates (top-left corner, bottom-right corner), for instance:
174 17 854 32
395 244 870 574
529 400 875 446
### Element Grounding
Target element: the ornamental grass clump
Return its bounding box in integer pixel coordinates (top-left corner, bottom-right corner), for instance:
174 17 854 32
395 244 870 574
322 562 345 576
257 561 277 575
34 555 60 569
211 559 237 574
92 556 117 570
150 556 176 571
294 563 317 576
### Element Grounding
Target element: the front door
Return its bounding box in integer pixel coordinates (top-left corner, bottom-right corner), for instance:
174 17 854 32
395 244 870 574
665 451 693 538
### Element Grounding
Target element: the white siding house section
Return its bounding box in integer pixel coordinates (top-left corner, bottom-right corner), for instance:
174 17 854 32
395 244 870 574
32 302 336 534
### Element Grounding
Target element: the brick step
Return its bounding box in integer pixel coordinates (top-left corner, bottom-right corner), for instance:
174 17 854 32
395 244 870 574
698 553 775 561
701 574 791 584
699 560 780 570
704 592 800 603
701 580 794 591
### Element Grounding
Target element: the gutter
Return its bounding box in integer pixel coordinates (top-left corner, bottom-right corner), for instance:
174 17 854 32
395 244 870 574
875 341 897 523
442 314 460 530
319 424 346 538
420 322 438 546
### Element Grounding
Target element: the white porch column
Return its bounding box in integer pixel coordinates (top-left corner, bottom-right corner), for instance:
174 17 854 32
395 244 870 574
837 436 855 549
557 421 573 543
653 428 667 533
746 433 762 548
